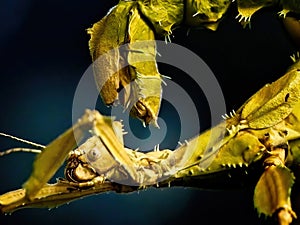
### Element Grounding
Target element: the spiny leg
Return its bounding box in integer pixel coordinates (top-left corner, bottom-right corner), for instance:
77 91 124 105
254 146 296 225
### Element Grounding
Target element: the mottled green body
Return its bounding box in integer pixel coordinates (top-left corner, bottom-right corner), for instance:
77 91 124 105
1 61 300 224
0 1 300 225
88 0 300 126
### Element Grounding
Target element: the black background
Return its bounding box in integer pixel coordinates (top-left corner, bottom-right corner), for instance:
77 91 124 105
0 1 299 225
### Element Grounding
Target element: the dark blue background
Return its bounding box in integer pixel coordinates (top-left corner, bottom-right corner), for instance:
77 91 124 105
0 1 299 225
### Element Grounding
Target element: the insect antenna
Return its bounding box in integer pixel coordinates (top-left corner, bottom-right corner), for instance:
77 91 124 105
0 148 42 156
0 132 44 156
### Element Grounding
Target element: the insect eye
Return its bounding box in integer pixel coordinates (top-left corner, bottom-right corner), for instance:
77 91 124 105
87 148 101 162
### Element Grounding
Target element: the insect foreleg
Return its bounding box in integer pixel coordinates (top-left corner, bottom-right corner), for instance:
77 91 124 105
23 109 100 200
0 181 136 213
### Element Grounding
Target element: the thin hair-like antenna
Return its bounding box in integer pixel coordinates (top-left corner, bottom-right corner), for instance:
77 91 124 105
0 148 42 156
0 132 45 148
